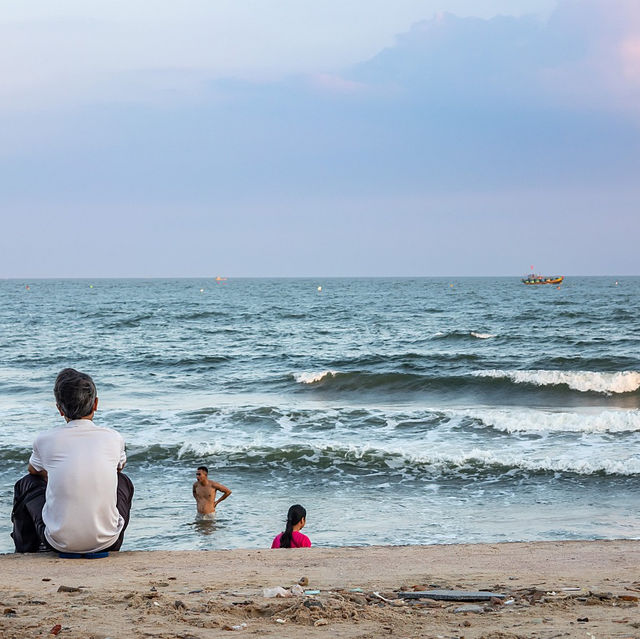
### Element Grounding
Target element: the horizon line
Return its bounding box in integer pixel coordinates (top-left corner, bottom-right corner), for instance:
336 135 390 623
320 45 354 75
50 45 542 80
2 274 638 280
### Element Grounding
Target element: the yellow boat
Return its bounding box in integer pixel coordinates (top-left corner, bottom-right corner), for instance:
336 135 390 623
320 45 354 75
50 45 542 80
521 274 564 285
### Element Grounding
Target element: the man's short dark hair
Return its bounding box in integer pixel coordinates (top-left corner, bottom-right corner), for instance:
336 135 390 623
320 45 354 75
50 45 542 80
197 466 208 474
54 368 97 420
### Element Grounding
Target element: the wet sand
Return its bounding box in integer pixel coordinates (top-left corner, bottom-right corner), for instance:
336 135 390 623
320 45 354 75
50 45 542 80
1 540 639 638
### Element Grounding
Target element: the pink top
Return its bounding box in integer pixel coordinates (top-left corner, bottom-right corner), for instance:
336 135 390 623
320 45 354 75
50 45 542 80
271 530 312 549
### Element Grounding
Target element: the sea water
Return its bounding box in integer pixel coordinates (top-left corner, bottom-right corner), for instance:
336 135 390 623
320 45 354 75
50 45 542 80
0 277 638 553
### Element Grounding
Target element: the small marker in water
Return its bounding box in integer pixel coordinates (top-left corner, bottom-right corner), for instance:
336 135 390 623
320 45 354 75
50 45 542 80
89 285 93 289
317 286 322 292
200 288 205 293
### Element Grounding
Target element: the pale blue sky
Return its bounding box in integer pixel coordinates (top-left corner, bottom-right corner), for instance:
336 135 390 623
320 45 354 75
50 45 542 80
1 0 638 277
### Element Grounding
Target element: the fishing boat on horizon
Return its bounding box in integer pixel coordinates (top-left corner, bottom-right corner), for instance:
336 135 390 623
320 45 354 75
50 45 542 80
521 273 564 285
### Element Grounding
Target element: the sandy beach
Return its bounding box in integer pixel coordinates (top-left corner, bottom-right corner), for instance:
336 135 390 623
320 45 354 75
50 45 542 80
1 540 638 638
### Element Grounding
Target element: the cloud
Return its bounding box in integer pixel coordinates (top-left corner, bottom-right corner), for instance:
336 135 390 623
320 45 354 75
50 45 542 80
0 1 556 112
345 0 640 115
1 2 640 208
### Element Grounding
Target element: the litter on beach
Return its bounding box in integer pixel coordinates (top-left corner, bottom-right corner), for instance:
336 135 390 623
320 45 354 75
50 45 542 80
263 586 293 598
401 590 506 601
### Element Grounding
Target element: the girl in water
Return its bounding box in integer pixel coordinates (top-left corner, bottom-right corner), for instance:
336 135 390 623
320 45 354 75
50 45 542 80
271 504 311 548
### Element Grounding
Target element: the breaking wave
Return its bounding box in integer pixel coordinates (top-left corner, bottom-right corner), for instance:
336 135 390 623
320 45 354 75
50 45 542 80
120 441 640 477
474 370 640 395
293 370 338 384
468 408 640 434
291 368 640 397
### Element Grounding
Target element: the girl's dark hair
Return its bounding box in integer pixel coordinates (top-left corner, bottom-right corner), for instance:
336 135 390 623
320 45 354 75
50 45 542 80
279 504 306 548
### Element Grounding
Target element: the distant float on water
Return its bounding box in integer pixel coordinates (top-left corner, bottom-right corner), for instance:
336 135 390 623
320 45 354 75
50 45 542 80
521 273 564 285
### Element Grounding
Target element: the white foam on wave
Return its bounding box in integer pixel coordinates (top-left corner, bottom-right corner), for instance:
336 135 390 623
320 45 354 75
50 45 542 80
462 408 640 434
438 448 640 476
174 438 640 476
474 369 640 394
293 370 337 384
178 441 229 458
470 332 496 339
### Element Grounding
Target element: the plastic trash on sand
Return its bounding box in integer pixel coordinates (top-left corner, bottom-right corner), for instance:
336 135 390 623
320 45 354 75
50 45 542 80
222 622 247 631
263 586 293 598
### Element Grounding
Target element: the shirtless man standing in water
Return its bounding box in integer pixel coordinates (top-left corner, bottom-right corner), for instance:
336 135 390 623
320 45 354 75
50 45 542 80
192 466 232 520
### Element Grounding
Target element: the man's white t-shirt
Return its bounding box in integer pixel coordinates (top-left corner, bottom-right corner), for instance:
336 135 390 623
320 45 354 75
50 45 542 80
29 419 127 553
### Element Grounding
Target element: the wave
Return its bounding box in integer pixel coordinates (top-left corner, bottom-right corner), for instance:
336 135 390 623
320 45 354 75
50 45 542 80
121 441 640 478
90 402 640 439
3 438 638 478
432 331 496 341
0 351 232 371
443 448 640 476
474 370 640 395
0 445 31 465
468 408 640 434
291 368 640 396
104 312 155 328
292 370 438 392
294 371 337 384
302 352 482 374
175 310 229 321
144 355 230 367
529 356 640 370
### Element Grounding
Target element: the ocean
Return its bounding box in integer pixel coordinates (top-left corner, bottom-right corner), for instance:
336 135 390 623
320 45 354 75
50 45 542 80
0 277 638 553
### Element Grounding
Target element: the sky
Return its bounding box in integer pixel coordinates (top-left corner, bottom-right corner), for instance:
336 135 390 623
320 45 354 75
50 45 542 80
1 0 638 277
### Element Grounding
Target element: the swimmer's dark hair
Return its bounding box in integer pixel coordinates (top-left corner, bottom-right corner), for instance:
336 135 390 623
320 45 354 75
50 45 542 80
279 504 306 549
197 466 208 474
54 368 97 421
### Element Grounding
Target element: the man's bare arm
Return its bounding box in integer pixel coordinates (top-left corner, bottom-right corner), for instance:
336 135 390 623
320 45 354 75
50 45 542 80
192 483 198 499
211 481 232 506
28 464 47 480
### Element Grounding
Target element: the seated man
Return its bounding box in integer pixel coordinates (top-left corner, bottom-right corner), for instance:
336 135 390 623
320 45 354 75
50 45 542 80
11 368 134 553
